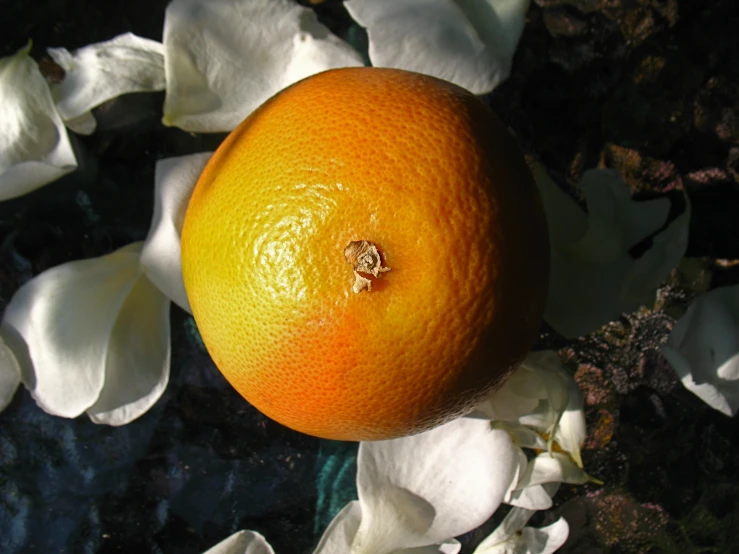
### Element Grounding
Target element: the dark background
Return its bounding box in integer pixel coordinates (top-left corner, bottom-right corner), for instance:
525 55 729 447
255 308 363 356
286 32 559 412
1 1 738 552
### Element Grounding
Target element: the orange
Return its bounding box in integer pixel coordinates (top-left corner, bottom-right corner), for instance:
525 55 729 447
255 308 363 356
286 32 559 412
181 67 550 441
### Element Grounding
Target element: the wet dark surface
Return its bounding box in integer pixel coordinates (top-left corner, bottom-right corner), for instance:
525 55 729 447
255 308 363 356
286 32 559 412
1 1 739 552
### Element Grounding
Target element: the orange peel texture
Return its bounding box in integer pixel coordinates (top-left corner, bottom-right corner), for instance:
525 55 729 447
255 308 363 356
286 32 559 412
181 67 550 441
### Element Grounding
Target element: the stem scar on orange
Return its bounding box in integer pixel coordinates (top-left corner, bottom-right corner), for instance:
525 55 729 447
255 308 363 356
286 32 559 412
181 67 550 441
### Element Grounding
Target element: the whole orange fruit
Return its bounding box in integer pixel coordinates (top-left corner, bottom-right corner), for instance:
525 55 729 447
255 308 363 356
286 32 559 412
181 67 549 441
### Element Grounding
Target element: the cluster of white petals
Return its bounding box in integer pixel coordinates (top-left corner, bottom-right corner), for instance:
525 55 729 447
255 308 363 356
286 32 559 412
662 284 739 416
160 0 532 132
530 164 738 420
201 351 588 553
481 352 596 510
478 352 586 463
162 0 364 132
0 34 168 199
0 153 208 424
48 33 166 134
344 0 530 94
473 502 569 554
0 242 171 425
0 44 77 200
532 164 690 339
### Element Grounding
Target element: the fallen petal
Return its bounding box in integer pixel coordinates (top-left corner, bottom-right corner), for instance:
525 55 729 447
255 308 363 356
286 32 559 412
475 380 539 422
491 421 548 451
162 0 362 132
141 152 212 312
0 43 77 200
515 452 598 490
203 530 276 554
48 33 166 135
516 352 570 414
313 500 462 554
474 510 569 554
546 251 632 339
537 167 688 338
0 335 21 411
527 161 586 247
345 0 530 94
627 192 690 307
1 243 145 418
567 170 659 264
63 110 98 135
404 540 462 553
479 352 586 470
511 352 586 464
476 505 537 551
506 484 553 511
476 351 563 421
553 374 586 467
520 518 569 554
503 443 530 502
314 501 362 554
352 417 518 553
87 272 171 425
662 284 739 416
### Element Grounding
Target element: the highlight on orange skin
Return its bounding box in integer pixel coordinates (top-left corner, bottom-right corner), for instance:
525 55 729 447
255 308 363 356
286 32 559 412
181 67 550 441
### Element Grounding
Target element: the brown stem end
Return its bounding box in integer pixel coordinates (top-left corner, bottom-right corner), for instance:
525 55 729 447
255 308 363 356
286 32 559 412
344 240 391 293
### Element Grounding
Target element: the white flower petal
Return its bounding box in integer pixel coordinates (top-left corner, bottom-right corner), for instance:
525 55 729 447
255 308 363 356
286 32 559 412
506 484 553 511
314 501 363 554
476 506 538 552
474 510 568 554
352 417 518 553
141 152 212 312
484 351 569 423
515 452 596 490
404 540 462 553
567 171 658 264
162 0 363 132
517 352 570 412
505 457 558 512
48 33 166 135
345 0 530 94
628 193 691 304
515 403 555 437
545 250 629 338
0 335 21 411
1 243 144 417
527 161 587 247
476 381 539 422
538 167 688 338
480 352 586 464
203 530 275 554
0 43 77 200
63 110 98 135
503 444 529 501
508 352 585 464
491 421 548 451
520 518 569 554
662 284 739 416
87 272 171 425
554 376 586 467
485 352 571 433
477 352 563 422
314 503 462 554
